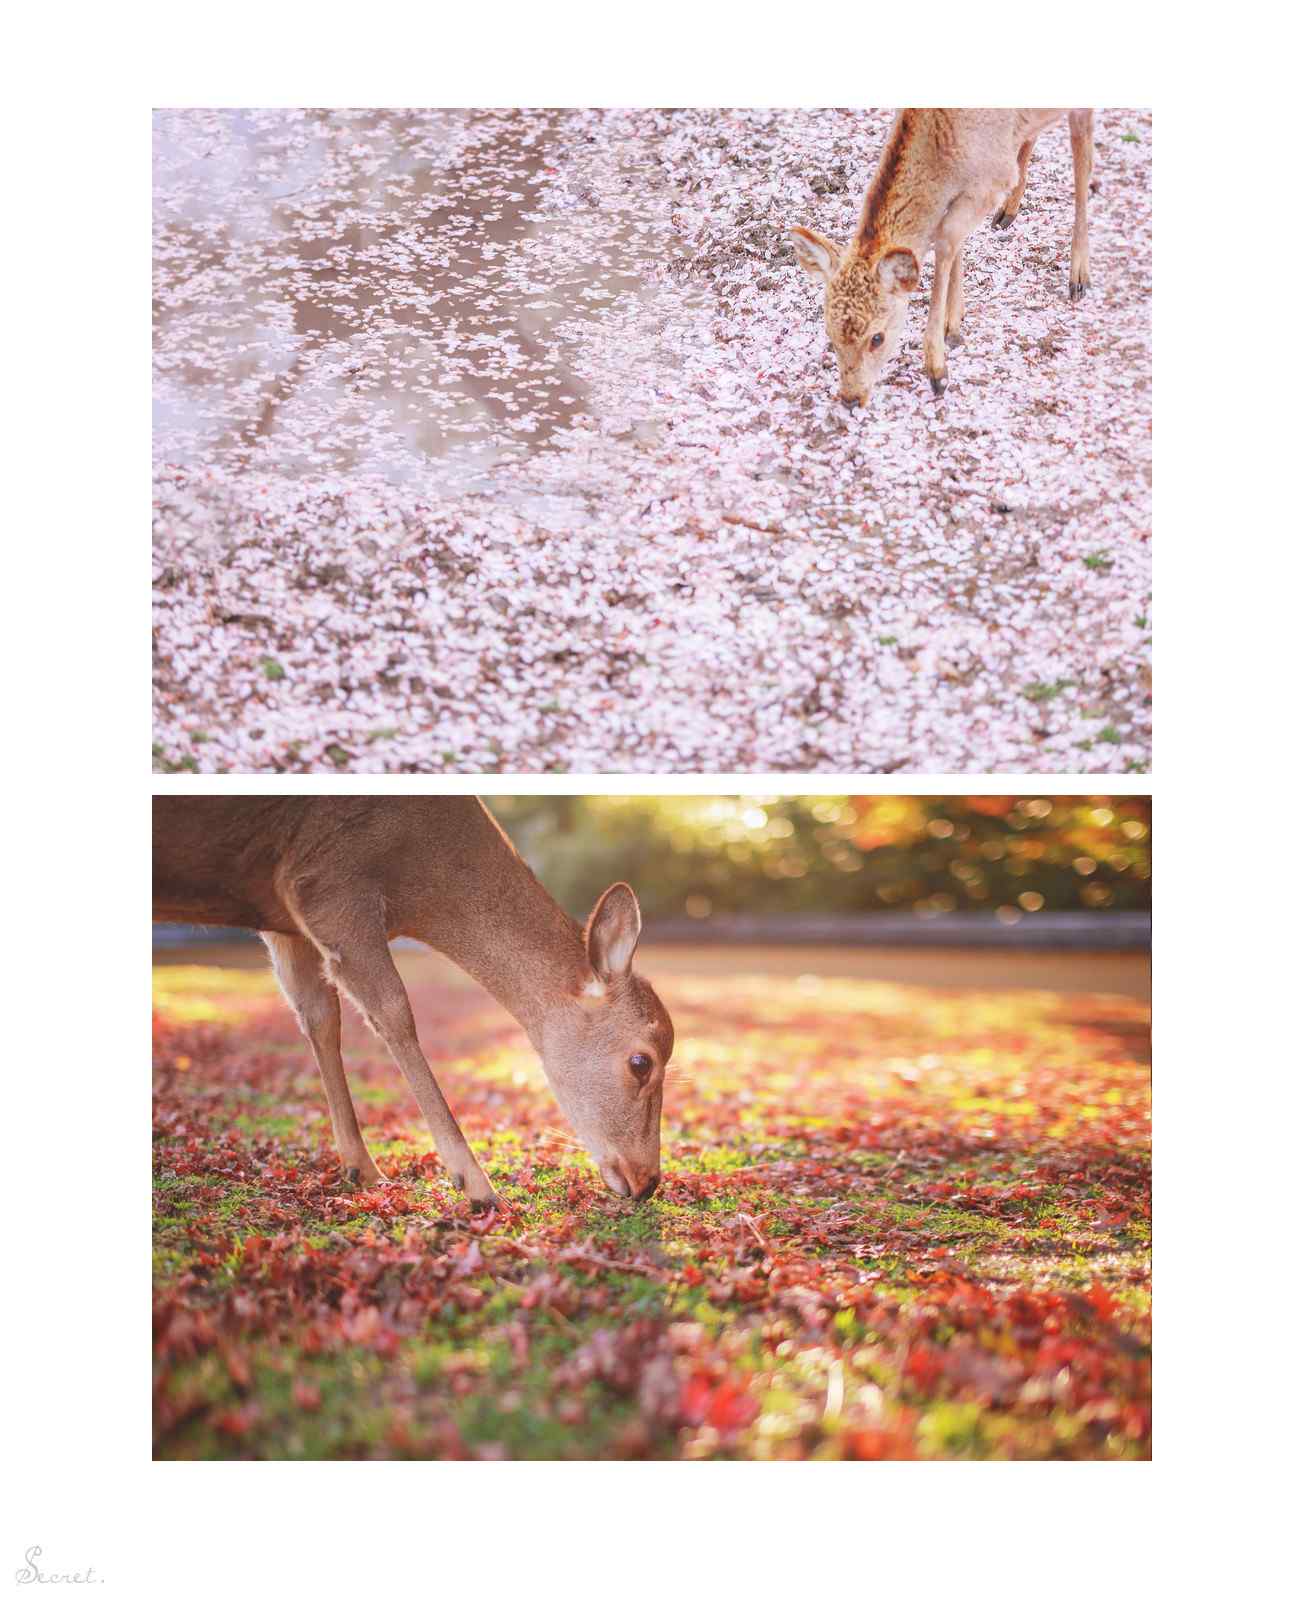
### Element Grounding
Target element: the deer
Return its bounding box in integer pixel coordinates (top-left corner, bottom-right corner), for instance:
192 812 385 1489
152 796 674 1207
788 109 1095 407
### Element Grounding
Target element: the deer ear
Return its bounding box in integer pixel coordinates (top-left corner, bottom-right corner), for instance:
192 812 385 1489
586 883 642 981
789 225 841 284
877 247 919 294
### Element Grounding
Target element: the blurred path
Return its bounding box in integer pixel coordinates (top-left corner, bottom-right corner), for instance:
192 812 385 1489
154 937 1150 1002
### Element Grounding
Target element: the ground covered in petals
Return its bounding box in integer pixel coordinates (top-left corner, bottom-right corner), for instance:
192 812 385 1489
153 951 1151 1459
153 108 1151 774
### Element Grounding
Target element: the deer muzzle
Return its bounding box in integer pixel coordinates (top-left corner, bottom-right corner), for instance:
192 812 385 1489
601 1157 661 1203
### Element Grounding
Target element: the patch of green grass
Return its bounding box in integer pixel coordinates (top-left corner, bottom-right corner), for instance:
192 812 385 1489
349 1080 405 1106
454 1370 661 1461
684 1143 805 1175
917 1400 986 1457
885 1201 1009 1242
1023 679 1076 703
233 1111 300 1140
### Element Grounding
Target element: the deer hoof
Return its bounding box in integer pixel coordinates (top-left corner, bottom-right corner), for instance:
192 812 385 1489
945 330 963 349
992 207 1016 230
1069 279 1089 302
452 1168 499 1209
928 373 948 397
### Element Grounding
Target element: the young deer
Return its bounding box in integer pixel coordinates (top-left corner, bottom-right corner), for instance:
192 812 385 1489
789 108 1095 406
152 796 674 1207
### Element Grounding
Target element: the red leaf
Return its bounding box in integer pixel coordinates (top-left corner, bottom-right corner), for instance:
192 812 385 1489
292 1380 321 1411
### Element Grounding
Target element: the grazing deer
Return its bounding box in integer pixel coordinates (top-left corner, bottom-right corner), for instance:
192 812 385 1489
789 108 1095 406
152 796 674 1206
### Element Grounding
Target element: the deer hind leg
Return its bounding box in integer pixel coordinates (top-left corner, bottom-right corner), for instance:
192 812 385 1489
263 931 385 1187
292 904 498 1208
1068 109 1094 300
993 138 1036 230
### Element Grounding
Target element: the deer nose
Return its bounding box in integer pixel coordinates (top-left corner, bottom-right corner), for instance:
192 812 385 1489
605 1158 660 1202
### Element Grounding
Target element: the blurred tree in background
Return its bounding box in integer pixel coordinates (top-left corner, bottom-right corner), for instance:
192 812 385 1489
489 796 1150 921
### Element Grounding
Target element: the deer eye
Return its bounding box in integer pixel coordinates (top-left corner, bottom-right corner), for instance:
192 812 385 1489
870 332 884 351
629 1053 652 1081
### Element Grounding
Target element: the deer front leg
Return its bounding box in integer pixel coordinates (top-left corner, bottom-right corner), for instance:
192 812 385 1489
924 248 952 394
263 931 385 1187
993 138 1036 230
296 911 499 1208
1068 109 1094 300
945 246 966 349
924 200 978 394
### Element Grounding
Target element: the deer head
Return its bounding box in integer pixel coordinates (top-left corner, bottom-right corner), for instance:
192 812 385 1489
535 883 674 1201
789 226 920 407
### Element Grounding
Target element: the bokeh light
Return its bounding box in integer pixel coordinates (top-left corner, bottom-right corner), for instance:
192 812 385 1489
488 796 1151 919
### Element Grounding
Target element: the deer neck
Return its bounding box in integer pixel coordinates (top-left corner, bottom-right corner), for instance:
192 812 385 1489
850 109 941 263
443 908 587 1042
408 820 590 1043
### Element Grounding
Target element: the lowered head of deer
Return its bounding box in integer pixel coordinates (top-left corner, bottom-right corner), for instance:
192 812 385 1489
536 884 674 1202
789 227 921 407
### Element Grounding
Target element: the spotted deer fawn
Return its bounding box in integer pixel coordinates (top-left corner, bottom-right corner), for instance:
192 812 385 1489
153 796 674 1206
790 108 1095 406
